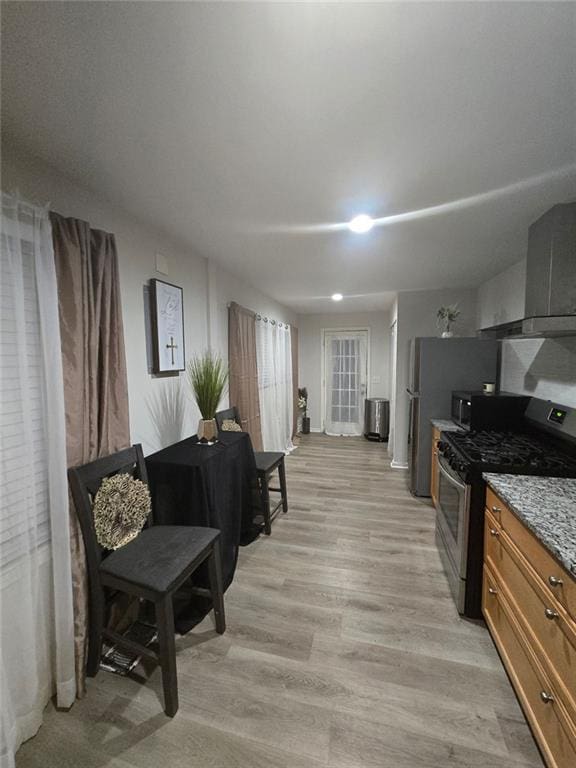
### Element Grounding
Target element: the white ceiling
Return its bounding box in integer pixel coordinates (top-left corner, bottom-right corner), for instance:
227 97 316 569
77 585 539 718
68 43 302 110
2 1 575 314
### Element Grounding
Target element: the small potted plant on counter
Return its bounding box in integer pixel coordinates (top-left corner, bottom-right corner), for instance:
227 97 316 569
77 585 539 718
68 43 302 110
188 350 228 444
437 304 461 338
299 387 310 434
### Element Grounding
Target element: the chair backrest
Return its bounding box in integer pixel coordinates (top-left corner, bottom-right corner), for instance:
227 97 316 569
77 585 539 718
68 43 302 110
215 406 241 431
68 444 149 578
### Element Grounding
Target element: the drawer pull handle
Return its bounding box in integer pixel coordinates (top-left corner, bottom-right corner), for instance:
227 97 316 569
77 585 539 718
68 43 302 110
488 587 498 596
544 608 559 621
548 575 564 588
489 528 499 537
540 691 555 704
491 505 502 514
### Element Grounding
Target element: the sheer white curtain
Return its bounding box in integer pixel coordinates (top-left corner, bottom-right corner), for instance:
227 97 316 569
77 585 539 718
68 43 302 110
256 319 294 453
1 193 76 768
324 332 368 436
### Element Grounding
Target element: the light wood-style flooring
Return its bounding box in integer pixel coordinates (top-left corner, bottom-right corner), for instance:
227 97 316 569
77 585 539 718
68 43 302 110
17 434 544 767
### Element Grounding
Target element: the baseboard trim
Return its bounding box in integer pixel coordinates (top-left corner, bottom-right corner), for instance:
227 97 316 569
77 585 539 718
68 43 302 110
390 460 409 470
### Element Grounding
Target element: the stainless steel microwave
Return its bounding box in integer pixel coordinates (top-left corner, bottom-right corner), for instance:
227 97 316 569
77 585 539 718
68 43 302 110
451 392 472 429
451 391 530 431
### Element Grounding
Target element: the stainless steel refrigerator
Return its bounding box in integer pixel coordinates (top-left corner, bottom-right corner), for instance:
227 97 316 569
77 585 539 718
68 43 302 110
407 337 498 496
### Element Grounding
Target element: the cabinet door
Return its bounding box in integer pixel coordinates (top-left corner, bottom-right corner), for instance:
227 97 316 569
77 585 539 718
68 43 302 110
431 427 440 506
483 566 576 768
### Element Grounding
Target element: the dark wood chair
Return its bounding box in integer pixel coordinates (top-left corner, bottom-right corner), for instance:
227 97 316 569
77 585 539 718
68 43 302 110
215 407 288 535
68 444 225 717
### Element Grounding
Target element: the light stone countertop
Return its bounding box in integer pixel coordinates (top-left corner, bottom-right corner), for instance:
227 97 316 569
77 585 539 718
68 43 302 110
483 473 576 578
431 419 462 432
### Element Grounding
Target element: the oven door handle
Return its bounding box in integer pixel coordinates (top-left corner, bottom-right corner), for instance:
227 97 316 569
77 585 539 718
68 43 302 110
437 455 467 492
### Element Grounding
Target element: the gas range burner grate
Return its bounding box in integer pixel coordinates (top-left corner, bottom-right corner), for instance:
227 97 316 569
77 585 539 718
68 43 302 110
448 430 576 475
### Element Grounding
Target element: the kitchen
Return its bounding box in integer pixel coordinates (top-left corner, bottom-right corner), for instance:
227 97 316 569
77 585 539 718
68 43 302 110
411 203 576 767
2 3 575 768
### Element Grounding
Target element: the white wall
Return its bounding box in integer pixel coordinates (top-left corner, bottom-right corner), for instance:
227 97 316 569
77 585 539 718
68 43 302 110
500 338 576 407
297 310 391 432
476 258 526 330
3 145 295 453
391 287 477 467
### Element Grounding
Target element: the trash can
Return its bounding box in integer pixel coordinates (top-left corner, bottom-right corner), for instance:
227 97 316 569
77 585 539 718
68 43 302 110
364 398 389 442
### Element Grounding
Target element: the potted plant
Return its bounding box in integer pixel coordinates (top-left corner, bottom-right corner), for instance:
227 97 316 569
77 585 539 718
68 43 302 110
188 350 229 444
298 387 310 434
436 304 461 338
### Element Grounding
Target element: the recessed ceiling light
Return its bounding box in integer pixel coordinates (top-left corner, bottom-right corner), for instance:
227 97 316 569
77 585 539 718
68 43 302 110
348 214 374 233
331 293 343 302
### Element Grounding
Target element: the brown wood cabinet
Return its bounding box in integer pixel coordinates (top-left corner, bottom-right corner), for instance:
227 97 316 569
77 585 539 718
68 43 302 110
483 488 576 768
430 426 440 506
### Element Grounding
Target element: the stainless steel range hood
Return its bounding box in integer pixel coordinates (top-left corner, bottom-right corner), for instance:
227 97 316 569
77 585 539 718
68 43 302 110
482 203 576 339
520 314 576 337
521 202 576 337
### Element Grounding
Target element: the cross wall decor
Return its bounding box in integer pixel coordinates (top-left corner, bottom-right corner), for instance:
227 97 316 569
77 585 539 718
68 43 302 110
150 279 185 373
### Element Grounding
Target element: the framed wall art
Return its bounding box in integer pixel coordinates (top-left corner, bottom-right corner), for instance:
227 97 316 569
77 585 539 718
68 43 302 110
150 279 185 373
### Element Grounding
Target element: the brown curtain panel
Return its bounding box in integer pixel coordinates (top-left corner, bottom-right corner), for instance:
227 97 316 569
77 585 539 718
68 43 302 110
291 325 299 438
228 302 263 451
50 212 130 695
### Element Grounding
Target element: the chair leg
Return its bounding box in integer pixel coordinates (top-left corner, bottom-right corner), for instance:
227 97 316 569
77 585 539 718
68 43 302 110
260 473 272 535
278 458 288 515
207 538 226 634
86 589 105 677
155 595 178 717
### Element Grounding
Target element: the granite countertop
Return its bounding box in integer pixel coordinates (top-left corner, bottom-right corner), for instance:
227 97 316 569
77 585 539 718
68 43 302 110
483 473 576 578
431 418 462 432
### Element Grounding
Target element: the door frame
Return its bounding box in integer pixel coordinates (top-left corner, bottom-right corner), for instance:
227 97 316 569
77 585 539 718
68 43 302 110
320 327 371 433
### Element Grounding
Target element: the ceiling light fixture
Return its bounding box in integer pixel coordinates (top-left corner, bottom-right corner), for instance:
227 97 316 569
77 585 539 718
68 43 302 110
331 293 343 302
348 214 374 233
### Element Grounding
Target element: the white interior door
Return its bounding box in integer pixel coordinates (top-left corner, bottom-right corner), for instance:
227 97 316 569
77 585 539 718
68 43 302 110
323 330 369 436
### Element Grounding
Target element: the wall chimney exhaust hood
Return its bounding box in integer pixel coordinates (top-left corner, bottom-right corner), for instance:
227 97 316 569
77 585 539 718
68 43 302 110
520 314 576 337
481 202 576 339
520 202 576 337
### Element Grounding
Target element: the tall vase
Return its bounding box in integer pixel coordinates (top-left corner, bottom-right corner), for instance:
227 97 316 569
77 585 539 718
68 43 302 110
197 418 218 444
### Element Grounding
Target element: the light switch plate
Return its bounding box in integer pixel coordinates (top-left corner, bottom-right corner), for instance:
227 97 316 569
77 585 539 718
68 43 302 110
155 253 169 275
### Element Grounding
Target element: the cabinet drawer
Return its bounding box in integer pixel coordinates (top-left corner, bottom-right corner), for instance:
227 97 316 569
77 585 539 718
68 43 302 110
483 567 576 768
486 487 576 621
484 513 576 718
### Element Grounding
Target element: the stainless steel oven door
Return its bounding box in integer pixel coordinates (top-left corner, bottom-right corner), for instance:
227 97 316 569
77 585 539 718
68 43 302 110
436 454 471 580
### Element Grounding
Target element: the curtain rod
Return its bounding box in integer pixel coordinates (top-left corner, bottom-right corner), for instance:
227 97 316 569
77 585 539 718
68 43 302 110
227 302 290 329
255 314 290 329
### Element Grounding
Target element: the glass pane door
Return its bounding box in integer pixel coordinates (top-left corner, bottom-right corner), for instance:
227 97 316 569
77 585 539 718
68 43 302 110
323 330 368 436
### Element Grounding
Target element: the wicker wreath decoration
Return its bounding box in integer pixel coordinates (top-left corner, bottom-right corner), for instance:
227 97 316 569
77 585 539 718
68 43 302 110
221 419 242 432
93 473 151 550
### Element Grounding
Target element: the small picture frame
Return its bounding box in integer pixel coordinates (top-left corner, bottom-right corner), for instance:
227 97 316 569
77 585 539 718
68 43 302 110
150 279 185 373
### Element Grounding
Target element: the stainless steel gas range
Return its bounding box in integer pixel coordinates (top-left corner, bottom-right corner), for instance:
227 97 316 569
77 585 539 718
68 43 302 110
435 397 576 618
